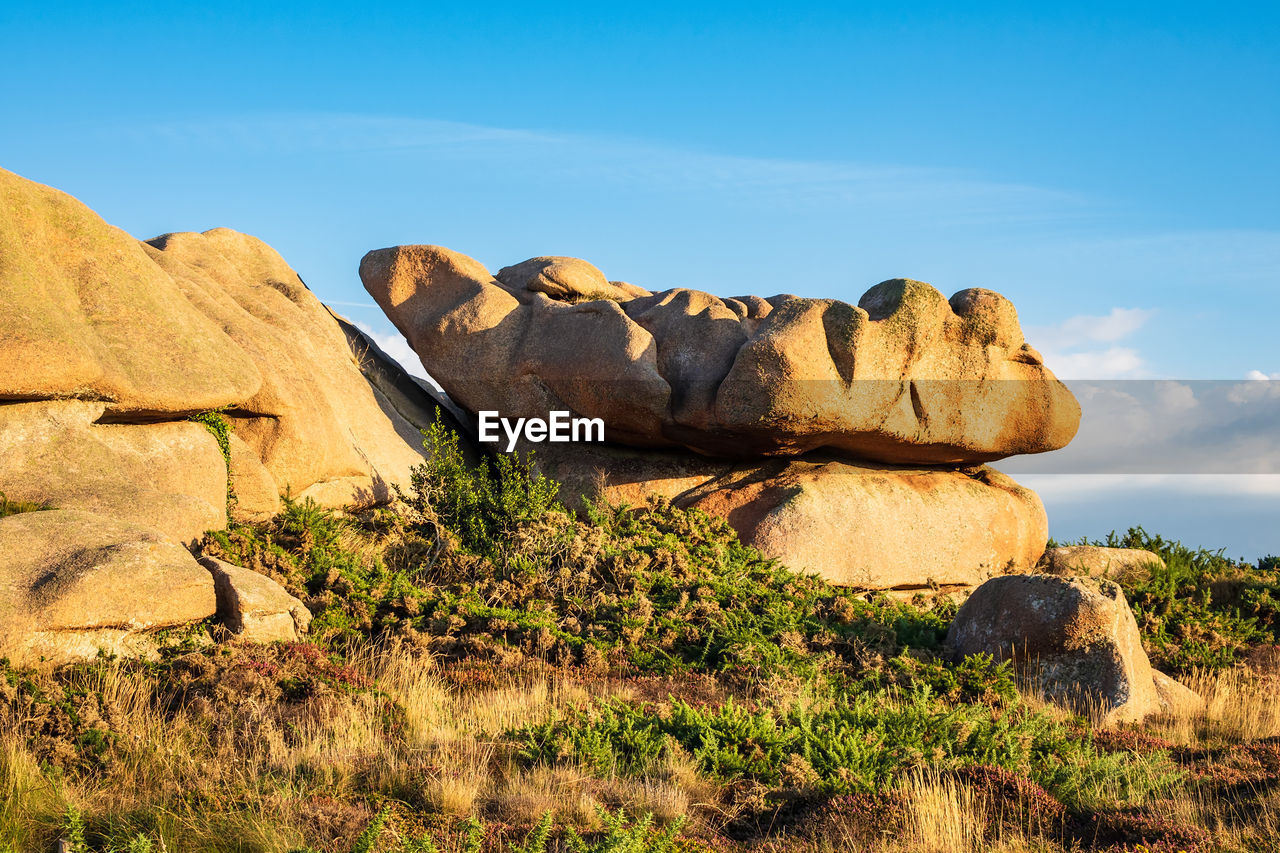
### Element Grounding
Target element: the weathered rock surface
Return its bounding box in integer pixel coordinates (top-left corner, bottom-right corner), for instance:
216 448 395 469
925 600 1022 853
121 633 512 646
0 167 453 525
682 461 1047 588
1153 669 1205 715
496 256 651 303
0 168 260 415
0 400 227 545
0 167 469 662
531 442 1047 589
531 442 733 510
947 574 1193 724
143 228 438 508
360 244 1081 465
1038 546 1165 582
200 556 312 643
0 509 217 664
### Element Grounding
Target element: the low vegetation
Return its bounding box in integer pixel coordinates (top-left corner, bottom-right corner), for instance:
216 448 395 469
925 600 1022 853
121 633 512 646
2 417 1279 851
190 408 236 510
0 491 45 517
1063 529 1280 674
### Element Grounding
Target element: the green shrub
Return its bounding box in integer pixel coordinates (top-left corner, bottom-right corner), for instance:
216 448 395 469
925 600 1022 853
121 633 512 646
0 491 46 517
1073 527 1280 672
404 412 563 561
202 420 956 682
513 686 1178 810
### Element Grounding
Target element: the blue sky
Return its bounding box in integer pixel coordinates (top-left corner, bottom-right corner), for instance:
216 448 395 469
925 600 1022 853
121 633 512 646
2 1 1277 555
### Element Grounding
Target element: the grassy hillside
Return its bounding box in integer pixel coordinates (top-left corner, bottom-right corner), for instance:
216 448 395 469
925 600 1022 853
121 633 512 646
2 420 1279 853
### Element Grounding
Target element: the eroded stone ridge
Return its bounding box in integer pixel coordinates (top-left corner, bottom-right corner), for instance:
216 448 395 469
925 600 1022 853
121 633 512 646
0 166 454 664
0 167 449 532
359 244 1081 465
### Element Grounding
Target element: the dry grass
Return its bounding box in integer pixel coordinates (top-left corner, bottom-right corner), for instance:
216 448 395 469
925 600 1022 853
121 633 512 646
1143 667 1280 746
9 647 1280 852
897 770 987 853
0 644 600 851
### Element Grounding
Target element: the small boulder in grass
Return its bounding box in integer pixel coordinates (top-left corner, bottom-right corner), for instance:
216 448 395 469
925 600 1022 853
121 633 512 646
946 574 1197 724
1037 545 1165 582
200 556 312 643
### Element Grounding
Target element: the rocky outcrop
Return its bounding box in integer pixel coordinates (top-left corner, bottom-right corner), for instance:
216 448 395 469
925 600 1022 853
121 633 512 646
496 256 651 303
1038 546 1165 582
201 556 312 643
0 510 217 665
533 442 1047 588
0 400 227 546
0 167 451 534
0 167 460 663
364 244 1070 589
143 228 439 509
680 461 1046 588
0 170 259 414
360 244 1080 465
947 574 1193 724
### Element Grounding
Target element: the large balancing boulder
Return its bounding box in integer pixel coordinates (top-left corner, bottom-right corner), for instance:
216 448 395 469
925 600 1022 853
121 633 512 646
359 244 1081 466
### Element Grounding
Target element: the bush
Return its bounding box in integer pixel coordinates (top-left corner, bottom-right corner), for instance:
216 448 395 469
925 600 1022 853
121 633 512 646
1075 527 1280 672
202 420 956 681
404 412 563 561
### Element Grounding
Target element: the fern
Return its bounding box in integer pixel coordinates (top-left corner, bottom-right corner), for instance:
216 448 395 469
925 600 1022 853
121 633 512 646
350 806 390 853
508 811 554 853
564 808 686 853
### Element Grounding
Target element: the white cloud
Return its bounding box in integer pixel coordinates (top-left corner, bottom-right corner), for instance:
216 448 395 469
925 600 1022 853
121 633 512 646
351 320 438 387
1228 375 1280 404
1046 346 1145 380
1156 381 1199 413
998 380 1280 476
1017 474 1280 500
109 112 1088 224
1059 307 1154 344
1027 307 1154 379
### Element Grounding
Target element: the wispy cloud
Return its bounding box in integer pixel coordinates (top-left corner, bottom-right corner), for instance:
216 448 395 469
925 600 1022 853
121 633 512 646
352 320 432 383
1045 347 1146 380
1020 474 1280 500
103 112 1092 225
73 110 1279 382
